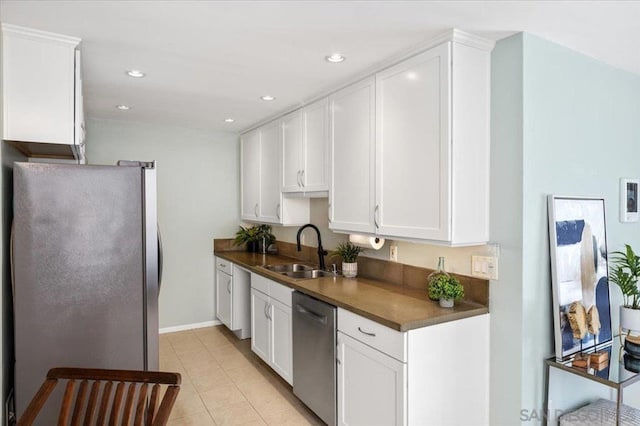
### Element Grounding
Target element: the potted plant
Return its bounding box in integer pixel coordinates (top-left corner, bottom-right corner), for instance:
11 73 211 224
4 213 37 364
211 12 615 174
332 242 363 278
610 244 640 333
234 224 276 252
428 274 464 308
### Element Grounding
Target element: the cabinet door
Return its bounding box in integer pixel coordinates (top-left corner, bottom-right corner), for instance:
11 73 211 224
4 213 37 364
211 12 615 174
215 270 232 329
330 77 376 234
302 98 329 192
337 332 406 426
270 298 293 385
241 131 261 220
282 111 303 193
259 121 282 223
251 289 270 364
2 27 77 145
375 44 451 241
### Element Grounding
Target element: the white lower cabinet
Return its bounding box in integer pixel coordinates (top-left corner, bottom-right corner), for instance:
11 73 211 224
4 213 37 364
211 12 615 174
337 331 406 426
215 257 251 339
250 273 293 385
337 308 489 426
250 288 270 362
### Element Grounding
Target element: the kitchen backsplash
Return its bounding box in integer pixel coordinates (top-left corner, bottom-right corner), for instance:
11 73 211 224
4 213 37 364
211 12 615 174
270 198 490 276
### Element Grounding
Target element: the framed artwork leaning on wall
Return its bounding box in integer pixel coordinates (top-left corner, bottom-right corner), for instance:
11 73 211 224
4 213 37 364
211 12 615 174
548 195 613 361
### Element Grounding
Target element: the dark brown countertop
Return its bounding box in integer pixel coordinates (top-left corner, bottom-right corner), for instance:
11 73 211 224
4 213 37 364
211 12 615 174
215 250 488 332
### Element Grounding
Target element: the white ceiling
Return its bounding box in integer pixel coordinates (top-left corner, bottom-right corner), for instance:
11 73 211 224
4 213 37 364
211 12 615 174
2 1 640 133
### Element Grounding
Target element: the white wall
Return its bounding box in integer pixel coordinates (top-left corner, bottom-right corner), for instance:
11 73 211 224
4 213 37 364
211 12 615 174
86 118 239 329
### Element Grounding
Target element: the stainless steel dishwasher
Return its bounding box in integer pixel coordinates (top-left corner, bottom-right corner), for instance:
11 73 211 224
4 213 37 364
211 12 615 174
292 291 337 426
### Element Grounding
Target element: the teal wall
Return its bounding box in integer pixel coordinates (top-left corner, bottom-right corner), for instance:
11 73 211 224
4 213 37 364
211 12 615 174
491 32 640 424
490 32 525 425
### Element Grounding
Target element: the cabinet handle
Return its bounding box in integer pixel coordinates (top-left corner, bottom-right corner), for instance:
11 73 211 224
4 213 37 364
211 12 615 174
266 303 272 320
300 170 305 187
296 170 302 187
358 326 376 337
227 281 231 293
374 205 380 229
264 303 269 319
254 203 259 217
276 203 281 220
328 202 332 224
219 263 225 267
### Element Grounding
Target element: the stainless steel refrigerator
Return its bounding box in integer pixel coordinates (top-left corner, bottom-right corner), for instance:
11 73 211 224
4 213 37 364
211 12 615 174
11 161 161 421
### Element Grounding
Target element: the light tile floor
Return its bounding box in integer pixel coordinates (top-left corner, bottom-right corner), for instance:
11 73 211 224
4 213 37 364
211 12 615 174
161 325 324 426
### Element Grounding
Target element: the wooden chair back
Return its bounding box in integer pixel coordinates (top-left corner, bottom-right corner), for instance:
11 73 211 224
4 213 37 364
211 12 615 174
17 367 181 426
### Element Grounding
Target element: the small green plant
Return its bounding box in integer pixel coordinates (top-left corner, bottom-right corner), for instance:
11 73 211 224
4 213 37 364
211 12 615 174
610 244 640 309
233 224 275 247
331 241 364 263
428 274 464 301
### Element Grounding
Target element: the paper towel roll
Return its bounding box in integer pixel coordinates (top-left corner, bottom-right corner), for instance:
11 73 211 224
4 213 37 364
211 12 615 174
349 234 385 250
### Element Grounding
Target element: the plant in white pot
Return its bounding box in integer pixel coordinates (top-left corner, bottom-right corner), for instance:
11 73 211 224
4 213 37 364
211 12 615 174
332 242 363 278
610 244 640 334
428 274 464 308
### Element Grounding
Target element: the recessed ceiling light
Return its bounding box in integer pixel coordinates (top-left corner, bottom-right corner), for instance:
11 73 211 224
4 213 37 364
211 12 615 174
116 105 131 110
260 95 276 101
224 118 235 123
325 53 346 63
126 70 145 78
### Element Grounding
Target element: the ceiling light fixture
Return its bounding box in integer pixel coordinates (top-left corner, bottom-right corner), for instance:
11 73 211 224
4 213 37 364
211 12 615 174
126 69 145 78
224 118 235 123
116 105 131 110
325 53 346 63
260 95 276 101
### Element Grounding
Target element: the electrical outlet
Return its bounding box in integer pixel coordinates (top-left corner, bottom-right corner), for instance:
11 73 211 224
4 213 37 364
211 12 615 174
471 255 499 280
390 245 398 262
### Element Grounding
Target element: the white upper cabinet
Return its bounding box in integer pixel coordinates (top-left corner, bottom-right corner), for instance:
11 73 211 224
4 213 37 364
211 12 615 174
259 121 282 223
330 34 491 245
2 24 84 162
241 130 261 221
301 98 329 193
282 98 329 195
329 77 376 234
241 121 310 226
281 111 304 192
375 44 450 241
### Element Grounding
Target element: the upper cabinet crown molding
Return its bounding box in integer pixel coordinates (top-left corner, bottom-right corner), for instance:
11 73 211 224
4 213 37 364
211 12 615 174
1 23 81 47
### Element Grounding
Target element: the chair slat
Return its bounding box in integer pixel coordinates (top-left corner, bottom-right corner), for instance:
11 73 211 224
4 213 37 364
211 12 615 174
108 382 126 426
146 384 160 426
152 386 179 426
134 383 148 425
57 379 76 426
96 381 113 426
121 383 137 425
16 378 57 426
83 381 101 426
70 380 88 426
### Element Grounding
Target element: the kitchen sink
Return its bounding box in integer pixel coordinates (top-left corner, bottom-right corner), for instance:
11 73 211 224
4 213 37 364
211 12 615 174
282 270 333 279
264 263 314 273
262 263 335 279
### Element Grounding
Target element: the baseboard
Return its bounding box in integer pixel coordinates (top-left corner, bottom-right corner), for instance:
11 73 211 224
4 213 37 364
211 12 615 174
159 320 221 334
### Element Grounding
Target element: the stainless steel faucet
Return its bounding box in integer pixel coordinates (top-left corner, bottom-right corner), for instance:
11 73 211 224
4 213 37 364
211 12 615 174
296 224 327 271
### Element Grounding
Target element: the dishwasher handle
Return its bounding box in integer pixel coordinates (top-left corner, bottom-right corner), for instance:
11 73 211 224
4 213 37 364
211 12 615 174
295 304 328 325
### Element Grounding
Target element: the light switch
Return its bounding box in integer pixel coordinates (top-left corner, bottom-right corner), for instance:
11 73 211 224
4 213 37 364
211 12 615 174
471 255 499 280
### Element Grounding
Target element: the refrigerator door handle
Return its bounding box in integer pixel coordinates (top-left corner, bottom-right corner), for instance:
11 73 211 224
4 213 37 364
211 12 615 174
158 225 164 291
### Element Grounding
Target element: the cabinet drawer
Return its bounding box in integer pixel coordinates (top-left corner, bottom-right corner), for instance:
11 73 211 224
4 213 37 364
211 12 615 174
216 257 232 275
270 281 293 307
338 308 406 362
251 273 270 294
